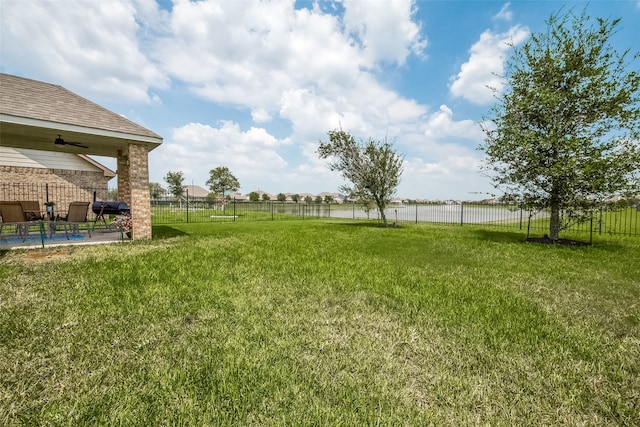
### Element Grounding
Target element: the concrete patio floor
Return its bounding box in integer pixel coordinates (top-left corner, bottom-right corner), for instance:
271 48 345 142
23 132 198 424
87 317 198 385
0 227 130 250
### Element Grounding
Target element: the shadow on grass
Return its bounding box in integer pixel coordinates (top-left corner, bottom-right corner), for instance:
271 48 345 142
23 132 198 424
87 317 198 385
330 220 391 228
471 229 528 244
152 225 190 239
472 228 634 251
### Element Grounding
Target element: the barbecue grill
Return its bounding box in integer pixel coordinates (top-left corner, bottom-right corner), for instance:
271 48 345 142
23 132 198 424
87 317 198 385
92 201 130 216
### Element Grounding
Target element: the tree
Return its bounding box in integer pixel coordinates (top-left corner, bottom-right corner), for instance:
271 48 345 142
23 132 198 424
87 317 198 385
481 9 640 240
277 193 287 202
149 182 164 200
324 195 334 204
107 188 118 200
262 193 271 201
206 167 240 201
358 197 376 219
318 129 404 226
249 191 260 202
291 194 300 203
304 195 313 204
164 171 185 207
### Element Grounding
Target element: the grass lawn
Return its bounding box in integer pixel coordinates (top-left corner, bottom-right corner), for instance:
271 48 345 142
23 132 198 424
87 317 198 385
1 220 638 425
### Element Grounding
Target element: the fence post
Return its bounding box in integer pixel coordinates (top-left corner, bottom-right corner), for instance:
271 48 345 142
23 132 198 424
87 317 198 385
186 189 189 223
416 204 418 224
599 208 603 235
233 198 236 222
519 209 523 230
271 202 274 220
460 202 464 226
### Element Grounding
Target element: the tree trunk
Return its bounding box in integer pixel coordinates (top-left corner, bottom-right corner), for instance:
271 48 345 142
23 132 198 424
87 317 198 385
549 200 561 240
375 198 387 226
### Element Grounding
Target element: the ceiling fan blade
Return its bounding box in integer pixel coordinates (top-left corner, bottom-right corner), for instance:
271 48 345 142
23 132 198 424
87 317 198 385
68 141 89 149
53 135 88 148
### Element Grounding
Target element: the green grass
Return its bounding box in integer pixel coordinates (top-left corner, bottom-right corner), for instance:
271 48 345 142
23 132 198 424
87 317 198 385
1 220 638 425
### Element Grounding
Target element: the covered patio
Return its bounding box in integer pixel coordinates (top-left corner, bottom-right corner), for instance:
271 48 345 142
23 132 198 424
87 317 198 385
0 73 163 245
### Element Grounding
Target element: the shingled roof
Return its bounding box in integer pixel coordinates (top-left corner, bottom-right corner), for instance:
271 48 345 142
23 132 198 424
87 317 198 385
0 73 160 139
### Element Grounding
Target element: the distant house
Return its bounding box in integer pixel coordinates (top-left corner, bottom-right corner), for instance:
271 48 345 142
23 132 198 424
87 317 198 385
0 146 115 205
316 192 344 203
183 185 210 199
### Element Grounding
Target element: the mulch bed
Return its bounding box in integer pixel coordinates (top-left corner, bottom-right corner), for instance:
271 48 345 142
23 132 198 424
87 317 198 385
526 235 591 246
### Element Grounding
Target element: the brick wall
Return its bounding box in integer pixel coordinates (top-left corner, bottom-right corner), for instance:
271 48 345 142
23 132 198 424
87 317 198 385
0 165 111 214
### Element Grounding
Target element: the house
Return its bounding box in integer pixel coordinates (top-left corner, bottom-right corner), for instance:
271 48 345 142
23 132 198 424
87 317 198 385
0 73 162 239
183 185 210 199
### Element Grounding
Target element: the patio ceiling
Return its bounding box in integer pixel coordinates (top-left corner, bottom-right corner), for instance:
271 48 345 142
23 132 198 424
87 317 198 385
0 115 162 157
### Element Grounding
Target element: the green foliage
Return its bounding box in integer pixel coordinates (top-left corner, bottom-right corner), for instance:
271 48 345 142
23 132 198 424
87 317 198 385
148 182 164 200
249 191 259 202
318 129 404 225
206 166 240 200
323 195 334 204
277 193 287 202
304 195 313 204
314 195 322 204
164 171 185 200
261 193 271 201
291 194 300 203
481 9 640 239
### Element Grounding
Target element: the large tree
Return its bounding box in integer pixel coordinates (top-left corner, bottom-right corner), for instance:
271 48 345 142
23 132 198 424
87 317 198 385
149 182 164 200
164 171 185 207
206 166 240 201
480 9 640 240
318 129 404 226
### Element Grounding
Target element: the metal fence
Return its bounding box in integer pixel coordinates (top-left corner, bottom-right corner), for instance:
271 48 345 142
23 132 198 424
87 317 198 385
0 183 110 221
151 199 639 237
2 183 636 238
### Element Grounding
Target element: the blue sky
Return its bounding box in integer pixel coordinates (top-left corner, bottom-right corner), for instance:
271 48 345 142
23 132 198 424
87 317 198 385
2 0 639 199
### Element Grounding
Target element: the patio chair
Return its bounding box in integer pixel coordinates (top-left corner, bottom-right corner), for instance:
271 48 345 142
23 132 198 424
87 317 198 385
20 200 45 221
57 201 92 239
0 201 30 240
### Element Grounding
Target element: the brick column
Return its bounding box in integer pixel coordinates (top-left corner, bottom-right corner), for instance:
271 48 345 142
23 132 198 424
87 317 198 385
127 144 152 240
117 150 131 205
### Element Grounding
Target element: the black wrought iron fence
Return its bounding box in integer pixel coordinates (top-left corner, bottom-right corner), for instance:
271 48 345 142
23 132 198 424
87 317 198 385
150 198 639 237
2 183 636 237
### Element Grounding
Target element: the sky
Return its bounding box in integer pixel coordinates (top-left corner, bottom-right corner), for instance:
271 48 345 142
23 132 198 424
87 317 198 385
1 0 639 200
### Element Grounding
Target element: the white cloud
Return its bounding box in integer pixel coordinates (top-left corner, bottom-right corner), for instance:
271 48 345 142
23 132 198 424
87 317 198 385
494 3 512 22
154 1 359 114
154 0 427 139
449 25 529 105
0 0 168 103
423 105 484 142
341 0 426 66
152 121 293 191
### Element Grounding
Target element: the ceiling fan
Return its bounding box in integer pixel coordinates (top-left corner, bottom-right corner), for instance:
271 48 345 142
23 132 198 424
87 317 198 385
54 135 88 149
